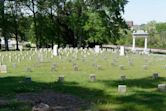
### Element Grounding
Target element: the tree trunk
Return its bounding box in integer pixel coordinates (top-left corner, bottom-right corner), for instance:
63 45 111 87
50 6 59 48
15 31 19 50
1 0 9 51
4 37 9 51
14 0 19 51
0 42 1 50
39 33 42 48
32 0 38 49
51 39 54 49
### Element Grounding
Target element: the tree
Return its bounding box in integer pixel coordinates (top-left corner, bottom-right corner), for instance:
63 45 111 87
86 0 128 43
1 0 129 50
67 0 86 47
156 22 166 48
145 21 158 49
0 0 9 51
83 11 108 46
23 0 39 48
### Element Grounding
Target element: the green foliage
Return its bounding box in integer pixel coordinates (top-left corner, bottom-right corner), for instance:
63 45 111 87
83 11 108 44
156 22 166 33
116 29 132 45
147 21 166 49
0 0 128 49
25 43 31 48
129 21 166 49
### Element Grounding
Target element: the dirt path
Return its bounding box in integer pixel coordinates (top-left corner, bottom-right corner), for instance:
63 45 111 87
16 90 90 111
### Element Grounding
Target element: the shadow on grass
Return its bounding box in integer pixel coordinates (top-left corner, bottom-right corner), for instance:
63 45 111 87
97 76 166 111
0 76 113 111
114 90 166 111
0 77 110 102
98 76 166 88
0 76 165 111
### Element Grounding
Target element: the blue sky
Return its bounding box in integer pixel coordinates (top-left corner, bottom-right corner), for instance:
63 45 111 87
123 0 166 25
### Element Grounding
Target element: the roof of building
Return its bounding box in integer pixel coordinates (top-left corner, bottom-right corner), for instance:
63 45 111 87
133 30 148 37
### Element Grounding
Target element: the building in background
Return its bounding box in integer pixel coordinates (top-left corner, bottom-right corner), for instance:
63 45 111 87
126 21 134 28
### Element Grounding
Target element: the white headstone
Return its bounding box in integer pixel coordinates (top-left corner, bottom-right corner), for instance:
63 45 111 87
95 45 100 53
119 46 125 56
19 45 23 51
118 85 127 93
53 45 58 56
0 65 7 73
158 84 166 92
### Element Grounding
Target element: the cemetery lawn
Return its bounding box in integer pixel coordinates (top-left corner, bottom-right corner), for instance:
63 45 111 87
0 51 166 111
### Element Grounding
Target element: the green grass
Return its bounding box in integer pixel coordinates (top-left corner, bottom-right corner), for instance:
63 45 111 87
0 50 166 111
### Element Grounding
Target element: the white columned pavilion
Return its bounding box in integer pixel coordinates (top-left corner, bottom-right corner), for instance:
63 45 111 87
132 30 149 53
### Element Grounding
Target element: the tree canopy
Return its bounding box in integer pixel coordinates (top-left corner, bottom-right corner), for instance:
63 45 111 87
0 0 128 50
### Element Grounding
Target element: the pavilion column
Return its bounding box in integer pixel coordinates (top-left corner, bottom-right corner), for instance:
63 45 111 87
144 37 148 52
132 36 136 51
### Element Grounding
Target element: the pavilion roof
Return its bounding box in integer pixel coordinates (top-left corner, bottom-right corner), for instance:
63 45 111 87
133 30 148 37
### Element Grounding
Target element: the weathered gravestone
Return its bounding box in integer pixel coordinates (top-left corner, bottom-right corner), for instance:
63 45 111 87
26 67 32 72
119 65 124 70
73 64 78 71
118 85 127 93
89 74 96 82
153 73 159 79
96 65 102 70
24 77 32 83
58 75 64 83
0 65 7 73
121 75 126 81
51 64 56 71
158 84 166 92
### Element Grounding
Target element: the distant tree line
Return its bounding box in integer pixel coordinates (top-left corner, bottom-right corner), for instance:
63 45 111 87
0 0 128 51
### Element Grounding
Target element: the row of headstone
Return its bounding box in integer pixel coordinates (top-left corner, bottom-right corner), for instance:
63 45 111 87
118 83 166 93
22 75 164 93
57 74 97 83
